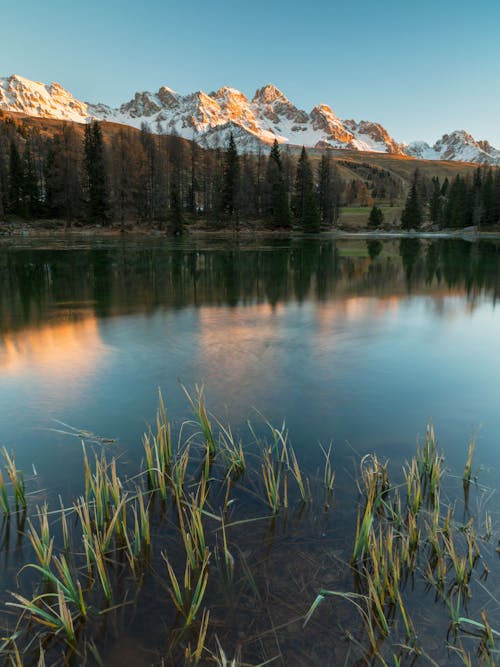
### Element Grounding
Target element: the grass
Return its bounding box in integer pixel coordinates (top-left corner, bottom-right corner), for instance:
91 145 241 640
2 447 26 512
338 205 404 230
1 393 499 666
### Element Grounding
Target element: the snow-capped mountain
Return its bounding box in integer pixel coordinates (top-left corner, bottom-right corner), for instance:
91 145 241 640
0 74 406 154
405 131 500 165
1 74 499 164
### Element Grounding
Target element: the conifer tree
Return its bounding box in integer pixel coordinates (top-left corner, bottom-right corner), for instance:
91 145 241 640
265 139 290 229
444 175 471 228
317 153 338 227
293 146 309 216
480 170 496 228
293 146 320 232
45 125 83 224
368 205 384 227
8 141 23 215
221 132 240 220
84 121 108 224
401 171 422 230
170 181 184 235
22 140 39 219
429 177 442 224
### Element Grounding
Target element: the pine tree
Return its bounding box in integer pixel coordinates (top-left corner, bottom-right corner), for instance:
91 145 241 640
22 140 39 219
317 153 338 227
265 139 290 229
429 177 442 224
45 125 83 224
480 170 496 228
221 132 240 220
401 172 422 230
368 205 384 227
84 121 108 224
444 175 472 228
293 146 320 232
169 181 184 235
8 141 23 215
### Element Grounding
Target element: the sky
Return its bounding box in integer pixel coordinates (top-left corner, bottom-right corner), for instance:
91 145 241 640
2 0 500 145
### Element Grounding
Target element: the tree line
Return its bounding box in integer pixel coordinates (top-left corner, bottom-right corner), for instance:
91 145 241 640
0 115 350 232
397 168 500 230
2 113 497 233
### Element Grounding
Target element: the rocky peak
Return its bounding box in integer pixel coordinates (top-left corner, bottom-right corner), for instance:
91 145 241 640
252 84 288 105
311 105 354 143
213 86 249 104
157 86 179 109
252 85 308 125
120 91 161 118
345 119 404 154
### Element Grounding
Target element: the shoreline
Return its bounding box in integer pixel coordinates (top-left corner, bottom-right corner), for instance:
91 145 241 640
1 220 500 242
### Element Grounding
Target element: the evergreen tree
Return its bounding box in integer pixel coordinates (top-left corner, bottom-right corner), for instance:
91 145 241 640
45 125 83 224
441 178 449 197
367 239 383 260
317 153 338 227
480 170 496 228
221 132 240 220
84 121 108 224
444 175 472 228
8 141 23 215
293 146 320 232
0 145 5 221
429 177 442 224
368 205 384 227
169 181 184 235
401 172 422 230
265 139 290 229
493 170 500 225
22 140 39 219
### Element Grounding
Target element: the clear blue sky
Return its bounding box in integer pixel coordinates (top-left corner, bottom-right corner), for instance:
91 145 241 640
2 0 499 145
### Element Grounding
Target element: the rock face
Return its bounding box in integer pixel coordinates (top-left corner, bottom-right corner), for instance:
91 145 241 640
1 73 498 163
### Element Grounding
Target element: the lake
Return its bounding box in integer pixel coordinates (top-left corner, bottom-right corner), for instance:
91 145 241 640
1 235 499 665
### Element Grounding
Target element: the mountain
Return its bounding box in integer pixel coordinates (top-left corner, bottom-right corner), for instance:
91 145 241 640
1 74 499 164
405 130 500 165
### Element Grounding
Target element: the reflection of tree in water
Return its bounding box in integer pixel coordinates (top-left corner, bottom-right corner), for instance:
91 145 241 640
399 238 421 291
475 241 500 301
1 239 500 332
316 243 339 301
425 242 440 285
291 240 318 303
440 240 472 289
367 240 382 261
91 249 113 317
264 247 290 307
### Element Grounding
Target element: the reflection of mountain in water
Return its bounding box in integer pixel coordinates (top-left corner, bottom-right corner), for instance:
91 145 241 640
0 314 111 381
0 239 499 334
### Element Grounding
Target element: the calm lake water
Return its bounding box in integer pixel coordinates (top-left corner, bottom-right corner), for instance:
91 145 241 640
1 236 499 485
1 235 500 664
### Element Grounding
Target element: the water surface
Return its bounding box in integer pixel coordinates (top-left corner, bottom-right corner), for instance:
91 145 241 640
1 235 500 664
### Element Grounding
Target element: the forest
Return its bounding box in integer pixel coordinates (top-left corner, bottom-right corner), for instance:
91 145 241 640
0 113 499 233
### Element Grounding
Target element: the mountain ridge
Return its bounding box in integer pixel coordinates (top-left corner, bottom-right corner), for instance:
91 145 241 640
1 73 499 165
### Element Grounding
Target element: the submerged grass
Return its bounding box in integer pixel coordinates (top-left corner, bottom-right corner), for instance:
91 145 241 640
1 392 499 666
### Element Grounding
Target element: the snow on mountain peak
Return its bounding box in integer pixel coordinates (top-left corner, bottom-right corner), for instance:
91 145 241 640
1 73 498 164
405 129 500 164
0 73 89 121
